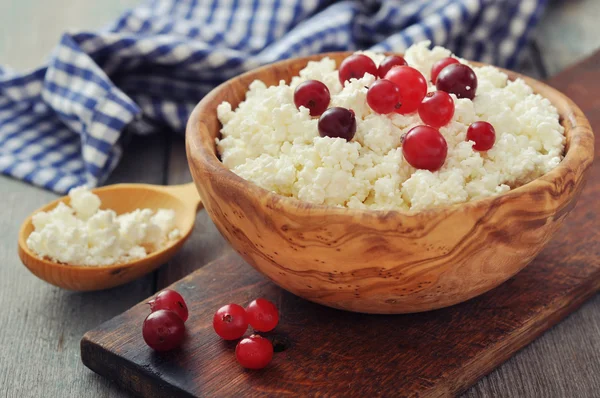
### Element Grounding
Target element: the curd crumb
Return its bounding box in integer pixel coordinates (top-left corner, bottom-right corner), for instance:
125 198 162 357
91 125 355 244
26 187 181 266
216 41 565 211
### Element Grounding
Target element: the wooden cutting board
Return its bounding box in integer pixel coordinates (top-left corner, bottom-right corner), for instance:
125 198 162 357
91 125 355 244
81 55 600 397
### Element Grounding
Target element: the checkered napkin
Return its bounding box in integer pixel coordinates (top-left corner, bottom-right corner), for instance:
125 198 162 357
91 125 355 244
0 0 546 193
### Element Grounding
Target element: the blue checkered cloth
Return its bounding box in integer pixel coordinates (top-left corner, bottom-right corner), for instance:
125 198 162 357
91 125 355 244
0 0 547 193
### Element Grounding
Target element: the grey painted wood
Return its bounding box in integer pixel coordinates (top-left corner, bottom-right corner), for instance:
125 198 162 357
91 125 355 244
1 2 146 396
0 134 167 398
535 0 600 76
1 0 600 397
462 4 600 394
168 112 600 398
0 0 139 70
463 295 600 398
157 135 231 288
515 44 546 81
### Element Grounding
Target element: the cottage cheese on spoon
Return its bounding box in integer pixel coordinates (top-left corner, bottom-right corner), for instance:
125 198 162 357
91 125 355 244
26 187 181 266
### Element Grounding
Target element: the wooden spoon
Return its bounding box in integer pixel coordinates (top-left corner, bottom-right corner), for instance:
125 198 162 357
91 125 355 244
17 182 202 291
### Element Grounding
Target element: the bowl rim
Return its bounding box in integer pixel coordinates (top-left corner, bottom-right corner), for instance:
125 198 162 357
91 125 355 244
186 52 595 218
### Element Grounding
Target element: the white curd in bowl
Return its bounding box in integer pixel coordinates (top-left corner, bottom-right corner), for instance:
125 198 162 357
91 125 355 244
216 41 565 211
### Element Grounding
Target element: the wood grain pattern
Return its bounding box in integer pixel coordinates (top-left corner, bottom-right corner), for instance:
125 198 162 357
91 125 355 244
2 1 600 396
464 291 600 398
81 186 600 398
0 134 165 398
463 47 600 395
80 53 600 396
1 2 148 393
17 182 202 291
186 53 595 314
160 73 600 397
535 0 600 76
157 135 232 289
0 0 139 70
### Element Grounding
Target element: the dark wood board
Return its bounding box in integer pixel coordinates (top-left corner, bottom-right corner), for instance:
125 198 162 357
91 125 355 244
81 237 600 398
80 53 600 397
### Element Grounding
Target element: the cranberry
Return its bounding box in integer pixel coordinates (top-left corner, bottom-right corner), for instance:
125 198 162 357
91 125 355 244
213 304 248 340
436 63 478 100
402 125 448 171
431 57 460 84
467 121 496 151
384 66 428 114
367 79 402 114
142 310 185 352
377 55 408 78
148 289 189 322
318 107 356 141
235 335 274 370
418 91 455 128
338 54 377 85
293 80 330 116
246 298 279 332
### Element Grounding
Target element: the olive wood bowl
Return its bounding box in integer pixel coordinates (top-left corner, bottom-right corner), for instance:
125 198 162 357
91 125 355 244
186 53 594 314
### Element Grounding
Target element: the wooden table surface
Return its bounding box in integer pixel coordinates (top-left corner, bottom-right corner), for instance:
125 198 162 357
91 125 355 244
1 1 599 397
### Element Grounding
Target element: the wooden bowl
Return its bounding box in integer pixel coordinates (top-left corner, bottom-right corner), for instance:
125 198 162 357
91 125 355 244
186 53 595 314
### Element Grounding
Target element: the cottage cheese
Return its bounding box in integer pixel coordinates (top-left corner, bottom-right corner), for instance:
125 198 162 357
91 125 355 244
216 41 565 211
26 187 181 266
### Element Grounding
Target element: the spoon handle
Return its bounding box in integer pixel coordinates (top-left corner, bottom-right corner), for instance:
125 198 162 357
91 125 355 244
165 183 203 213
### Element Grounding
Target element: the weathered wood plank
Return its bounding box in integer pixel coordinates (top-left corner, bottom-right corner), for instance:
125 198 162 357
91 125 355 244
0 1 142 396
0 134 167 398
86 49 600 397
463 48 600 398
3 0 600 396
0 0 138 70
517 41 547 80
535 0 600 76
156 135 231 289
463 296 600 397
81 196 600 398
